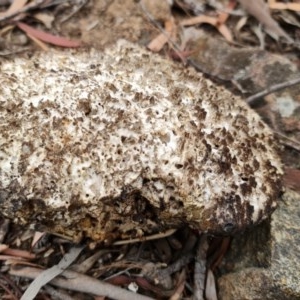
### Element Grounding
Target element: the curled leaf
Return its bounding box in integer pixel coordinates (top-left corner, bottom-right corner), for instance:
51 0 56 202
16 22 81 48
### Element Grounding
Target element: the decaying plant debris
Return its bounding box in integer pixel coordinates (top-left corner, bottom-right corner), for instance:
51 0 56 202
0 40 283 243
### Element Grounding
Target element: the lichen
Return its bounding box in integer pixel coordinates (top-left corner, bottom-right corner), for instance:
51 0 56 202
0 40 283 242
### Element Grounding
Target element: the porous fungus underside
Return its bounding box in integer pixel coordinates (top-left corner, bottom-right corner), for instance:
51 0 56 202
0 41 282 242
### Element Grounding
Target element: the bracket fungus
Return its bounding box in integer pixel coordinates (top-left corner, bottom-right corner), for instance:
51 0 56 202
0 41 283 242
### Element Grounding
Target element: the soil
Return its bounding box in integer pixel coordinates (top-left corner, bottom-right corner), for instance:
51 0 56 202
60 0 158 50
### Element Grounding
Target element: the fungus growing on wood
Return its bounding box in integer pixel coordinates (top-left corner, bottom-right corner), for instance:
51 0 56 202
0 41 283 242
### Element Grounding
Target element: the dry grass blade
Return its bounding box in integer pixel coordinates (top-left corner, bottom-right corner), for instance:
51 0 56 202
10 266 155 300
20 245 84 300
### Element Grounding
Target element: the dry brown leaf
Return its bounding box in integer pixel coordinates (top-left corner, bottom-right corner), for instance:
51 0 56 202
21 246 84 300
8 260 43 268
33 12 55 29
147 17 176 52
205 269 218 300
218 24 233 42
238 0 293 41
217 0 236 42
217 0 236 24
181 15 218 27
2 248 36 260
234 15 248 40
269 1 300 12
169 269 186 300
0 0 27 17
31 231 46 249
0 24 14 35
181 15 233 42
0 244 9 252
16 22 81 48
147 33 168 52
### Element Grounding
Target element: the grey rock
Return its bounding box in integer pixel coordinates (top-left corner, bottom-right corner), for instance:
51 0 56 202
218 189 300 300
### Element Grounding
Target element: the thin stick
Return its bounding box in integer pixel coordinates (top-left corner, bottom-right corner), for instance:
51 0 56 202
21 245 84 300
275 131 300 152
246 77 300 104
193 235 208 300
44 286 74 300
113 229 177 246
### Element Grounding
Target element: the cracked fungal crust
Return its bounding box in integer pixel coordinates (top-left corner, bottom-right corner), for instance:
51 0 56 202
0 40 283 242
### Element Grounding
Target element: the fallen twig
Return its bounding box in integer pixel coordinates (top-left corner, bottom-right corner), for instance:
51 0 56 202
10 266 154 300
169 269 186 300
0 273 23 298
1 248 36 260
246 77 300 105
157 251 194 281
0 219 10 243
275 131 300 152
0 280 19 300
20 245 84 300
44 285 74 300
193 235 208 300
113 229 177 246
71 249 113 273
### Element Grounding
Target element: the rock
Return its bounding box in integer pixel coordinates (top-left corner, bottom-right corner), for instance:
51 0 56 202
0 40 282 242
187 30 299 96
218 189 300 300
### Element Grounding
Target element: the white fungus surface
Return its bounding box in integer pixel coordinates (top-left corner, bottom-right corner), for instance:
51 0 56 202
0 40 283 242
